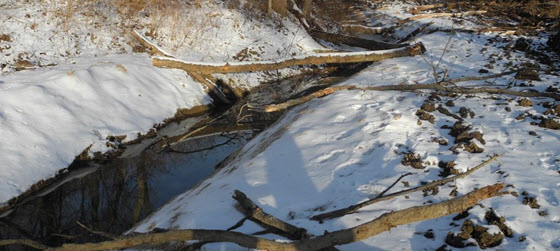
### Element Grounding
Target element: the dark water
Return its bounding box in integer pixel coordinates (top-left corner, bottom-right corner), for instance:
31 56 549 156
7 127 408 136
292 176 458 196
0 131 254 250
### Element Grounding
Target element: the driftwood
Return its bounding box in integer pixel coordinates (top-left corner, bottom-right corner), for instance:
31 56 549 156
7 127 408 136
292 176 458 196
152 43 426 75
309 30 407 50
408 2 476 14
233 190 308 240
2 184 504 251
311 154 504 221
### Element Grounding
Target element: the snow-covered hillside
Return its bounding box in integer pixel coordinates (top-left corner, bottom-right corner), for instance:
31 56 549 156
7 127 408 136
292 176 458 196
0 0 320 204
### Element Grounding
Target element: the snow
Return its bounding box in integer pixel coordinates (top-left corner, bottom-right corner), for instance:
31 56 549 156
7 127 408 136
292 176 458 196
1 0 560 249
0 55 210 204
129 3 560 250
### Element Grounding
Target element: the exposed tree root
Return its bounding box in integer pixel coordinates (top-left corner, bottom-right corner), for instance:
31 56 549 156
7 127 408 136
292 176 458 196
311 154 504 221
152 43 426 74
1 184 504 251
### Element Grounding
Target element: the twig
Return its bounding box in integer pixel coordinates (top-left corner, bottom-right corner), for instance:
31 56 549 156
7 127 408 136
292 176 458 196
311 154 504 221
376 172 413 198
76 221 117 240
226 216 250 231
167 133 237 154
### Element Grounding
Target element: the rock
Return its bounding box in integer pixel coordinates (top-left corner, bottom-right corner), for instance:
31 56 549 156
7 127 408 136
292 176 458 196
446 100 455 107
479 69 489 73
424 229 435 239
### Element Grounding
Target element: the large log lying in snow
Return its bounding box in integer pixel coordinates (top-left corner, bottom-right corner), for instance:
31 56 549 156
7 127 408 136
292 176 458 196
152 43 426 74
309 29 407 50
2 184 504 251
399 10 487 24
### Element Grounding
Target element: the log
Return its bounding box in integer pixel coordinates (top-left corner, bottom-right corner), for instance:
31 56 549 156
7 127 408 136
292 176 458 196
296 184 505 250
262 69 560 112
400 10 487 24
311 154 504 221
309 30 407 50
233 190 308 240
339 24 395 35
131 30 232 104
152 43 426 74
2 184 502 251
131 30 174 57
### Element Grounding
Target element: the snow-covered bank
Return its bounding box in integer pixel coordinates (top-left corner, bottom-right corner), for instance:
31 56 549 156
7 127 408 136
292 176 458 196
129 19 560 250
0 54 210 204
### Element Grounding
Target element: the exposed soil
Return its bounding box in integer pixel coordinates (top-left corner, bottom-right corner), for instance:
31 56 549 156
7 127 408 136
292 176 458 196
485 209 514 237
446 219 505 249
401 152 425 169
539 118 560 130
438 161 458 177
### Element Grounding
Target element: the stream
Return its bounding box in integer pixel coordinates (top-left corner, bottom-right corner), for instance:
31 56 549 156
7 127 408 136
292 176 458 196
0 128 255 249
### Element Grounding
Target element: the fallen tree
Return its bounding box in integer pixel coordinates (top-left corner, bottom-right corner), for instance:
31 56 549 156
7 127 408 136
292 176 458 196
261 69 560 112
399 10 487 24
1 184 505 251
309 29 407 50
131 30 232 104
152 43 426 75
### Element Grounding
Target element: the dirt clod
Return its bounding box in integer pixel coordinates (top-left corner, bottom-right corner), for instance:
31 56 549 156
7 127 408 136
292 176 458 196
515 69 541 81
438 161 457 177
539 118 560 130
464 142 484 153
522 196 540 209
485 209 513 237
424 229 435 239
458 107 475 118
0 34 11 42
518 98 533 107
416 109 435 124
433 137 448 146
401 152 425 169
446 220 504 249
421 101 436 112
446 100 455 107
